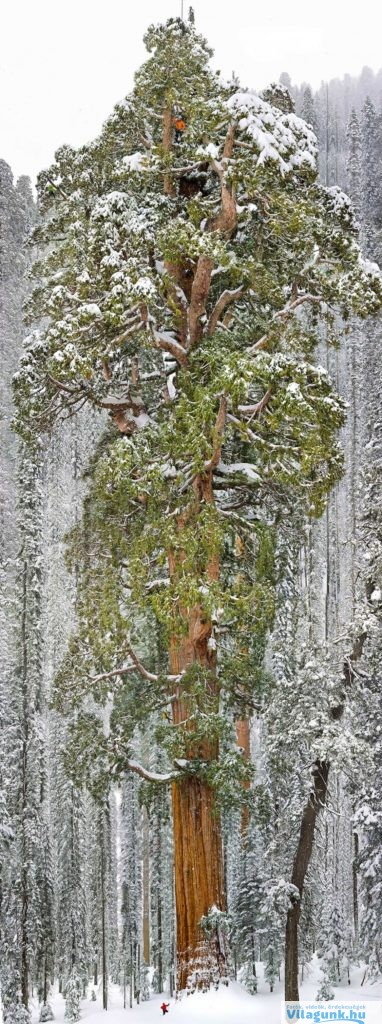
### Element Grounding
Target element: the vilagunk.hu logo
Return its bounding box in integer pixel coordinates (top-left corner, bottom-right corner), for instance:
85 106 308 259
283 1003 382 1024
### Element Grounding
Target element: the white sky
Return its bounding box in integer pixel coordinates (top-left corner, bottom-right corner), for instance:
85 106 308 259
1 0 381 186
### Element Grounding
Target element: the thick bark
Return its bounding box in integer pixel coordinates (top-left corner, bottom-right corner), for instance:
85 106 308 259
172 774 226 990
163 107 176 197
284 760 329 1002
169 473 228 990
170 610 227 990
188 255 214 349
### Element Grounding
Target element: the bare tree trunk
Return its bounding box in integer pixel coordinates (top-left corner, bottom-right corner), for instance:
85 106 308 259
284 761 329 1002
142 806 150 966
285 628 367 1001
100 823 108 1010
157 855 163 993
236 718 251 837
163 107 176 197
21 559 29 1009
353 829 359 943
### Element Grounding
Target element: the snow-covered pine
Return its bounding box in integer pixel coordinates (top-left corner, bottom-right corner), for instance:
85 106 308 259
120 772 143 1007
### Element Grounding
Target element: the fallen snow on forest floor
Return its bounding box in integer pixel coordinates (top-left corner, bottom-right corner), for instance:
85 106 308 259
28 963 382 1024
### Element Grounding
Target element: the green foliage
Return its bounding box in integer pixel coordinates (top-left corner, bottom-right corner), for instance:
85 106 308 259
14 17 382 802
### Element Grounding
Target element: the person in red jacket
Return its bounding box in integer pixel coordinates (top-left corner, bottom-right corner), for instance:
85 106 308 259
160 1002 170 1015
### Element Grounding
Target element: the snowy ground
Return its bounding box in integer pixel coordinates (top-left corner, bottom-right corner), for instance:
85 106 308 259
28 963 382 1024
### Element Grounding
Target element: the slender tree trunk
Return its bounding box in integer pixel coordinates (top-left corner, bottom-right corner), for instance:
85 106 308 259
236 718 251 836
285 625 367 1001
353 830 359 943
136 944 141 1004
284 760 329 1002
21 559 29 1009
142 807 150 966
100 822 108 1010
157 877 163 992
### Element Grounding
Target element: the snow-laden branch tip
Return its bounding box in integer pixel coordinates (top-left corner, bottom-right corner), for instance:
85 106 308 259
149 324 188 367
126 759 182 784
250 294 324 353
89 644 183 687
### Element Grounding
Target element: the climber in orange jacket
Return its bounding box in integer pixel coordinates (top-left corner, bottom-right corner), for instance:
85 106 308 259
173 115 186 143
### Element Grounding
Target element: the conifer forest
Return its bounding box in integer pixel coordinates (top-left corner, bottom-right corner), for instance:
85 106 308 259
1 11 382 1024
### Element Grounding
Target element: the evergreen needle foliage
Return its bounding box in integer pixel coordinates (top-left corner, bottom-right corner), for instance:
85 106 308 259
11 15 382 990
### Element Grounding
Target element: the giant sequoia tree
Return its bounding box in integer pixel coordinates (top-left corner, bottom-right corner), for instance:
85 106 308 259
14 17 382 989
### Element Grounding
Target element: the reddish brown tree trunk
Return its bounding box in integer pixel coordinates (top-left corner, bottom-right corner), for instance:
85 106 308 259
169 475 228 990
172 775 226 990
163 107 176 197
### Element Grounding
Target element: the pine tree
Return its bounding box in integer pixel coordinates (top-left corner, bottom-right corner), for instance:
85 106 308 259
300 86 318 133
13 17 382 991
120 772 142 1006
360 97 382 259
346 109 362 219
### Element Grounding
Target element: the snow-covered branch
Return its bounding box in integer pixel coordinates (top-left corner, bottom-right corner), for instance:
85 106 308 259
126 759 182 784
237 389 272 418
149 323 188 367
207 286 245 337
88 644 182 688
250 294 324 353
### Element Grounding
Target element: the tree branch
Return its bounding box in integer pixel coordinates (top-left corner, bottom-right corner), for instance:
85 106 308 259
47 374 80 397
237 389 272 419
208 124 237 237
204 395 228 471
188 255 214 349
126 759 182 784
125 644 182 685
250 294 324 353
148 323 188 367
88 645 182 689
207 286 245 337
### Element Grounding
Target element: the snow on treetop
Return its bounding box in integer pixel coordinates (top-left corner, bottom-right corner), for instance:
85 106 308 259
122 151 147 172
196 142 220 160
359 256 382 280
227 90 317 173
326 185 354 217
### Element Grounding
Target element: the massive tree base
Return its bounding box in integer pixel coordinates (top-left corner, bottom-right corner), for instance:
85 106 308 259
172 775 228 991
